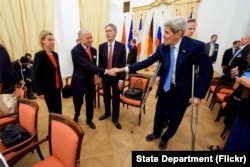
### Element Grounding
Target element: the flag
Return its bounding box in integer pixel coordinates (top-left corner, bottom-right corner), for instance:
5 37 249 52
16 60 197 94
189 7 193 18
136 17 142 56
127 18 133 50
146 16 153 57
121 20 126 45
154 14 162 49
154 26 162 48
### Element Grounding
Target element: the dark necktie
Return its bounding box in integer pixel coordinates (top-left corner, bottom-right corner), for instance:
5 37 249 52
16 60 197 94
163 46 175 92
108 44 112 69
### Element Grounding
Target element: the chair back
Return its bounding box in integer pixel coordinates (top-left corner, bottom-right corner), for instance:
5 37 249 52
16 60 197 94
48 113 84 167
18 98 38 135
1 98 39 166
232 82 240 89
14 83 27 98
128 74 151 95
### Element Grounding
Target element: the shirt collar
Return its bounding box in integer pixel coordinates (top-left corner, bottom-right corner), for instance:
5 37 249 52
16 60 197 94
108 40 115 46
81 44 89 50
172 38 182 50
240 44 248 50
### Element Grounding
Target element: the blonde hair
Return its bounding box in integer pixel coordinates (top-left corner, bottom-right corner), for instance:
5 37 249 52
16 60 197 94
39 30 53 47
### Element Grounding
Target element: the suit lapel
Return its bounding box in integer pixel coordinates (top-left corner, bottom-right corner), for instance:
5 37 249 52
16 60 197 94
43 51 54 67
112 41 118 62
78 44 92 62
175 38 189 75
90 47 96 64
104 43 109 64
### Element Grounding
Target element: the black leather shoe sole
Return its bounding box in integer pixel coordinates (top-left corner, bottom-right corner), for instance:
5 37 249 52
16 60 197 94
159 141 167 150
146 133 159 141
99 114 110 120
87 121 96 129
113 121 122 129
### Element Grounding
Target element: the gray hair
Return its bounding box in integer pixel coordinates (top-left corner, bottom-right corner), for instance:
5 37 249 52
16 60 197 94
78 30 82 39
77 29 90 39
164 16 187 36
105 23 117 33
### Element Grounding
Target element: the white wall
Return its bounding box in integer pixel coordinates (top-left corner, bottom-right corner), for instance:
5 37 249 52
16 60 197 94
54 0 80 78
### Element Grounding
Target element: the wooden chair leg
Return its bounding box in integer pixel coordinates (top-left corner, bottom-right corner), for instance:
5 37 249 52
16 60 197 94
220 126 227 138
215 106 223 122
138 111 142 126
209 95 217 110
209 94 216 109
206 90 211 101
36 146 44 160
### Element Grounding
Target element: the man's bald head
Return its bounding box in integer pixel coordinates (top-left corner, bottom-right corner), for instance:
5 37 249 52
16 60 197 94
240 35 250 46
78 29 93 47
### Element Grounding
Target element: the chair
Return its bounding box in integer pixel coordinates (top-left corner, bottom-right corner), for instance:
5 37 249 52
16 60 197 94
0 83 27 132
0 112 18 132
206 77 233 101
11 113 85 167
209 82 239 110
14 83 27 99
214 96 230 122
0 98 43 166
95 80 123 109
62 76 72 98
119 74 151 133
95 84 105 109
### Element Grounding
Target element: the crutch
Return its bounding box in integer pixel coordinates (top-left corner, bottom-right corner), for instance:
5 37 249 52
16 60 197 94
131 62 162 133
190 60 199 151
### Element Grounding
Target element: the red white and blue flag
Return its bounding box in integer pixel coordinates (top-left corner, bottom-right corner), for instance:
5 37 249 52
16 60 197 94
136 17 142 56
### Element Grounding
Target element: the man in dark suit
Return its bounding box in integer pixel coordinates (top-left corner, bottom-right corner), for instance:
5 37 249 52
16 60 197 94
205 34 219 64
12 56 36 99
98 23 126 129
0 44 19 94
71 29 115 129
127 39 138 66
224 35 250 81
114 16 213 149
221 40 240 81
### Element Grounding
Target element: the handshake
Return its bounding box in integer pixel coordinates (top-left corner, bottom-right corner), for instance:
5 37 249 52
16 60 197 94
106 67 125 76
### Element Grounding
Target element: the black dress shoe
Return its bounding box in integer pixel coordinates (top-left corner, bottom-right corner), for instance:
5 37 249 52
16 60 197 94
99 114 110 120
113 121 122 129
159 141 167 150
146 133 160 141
87 121 96 129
